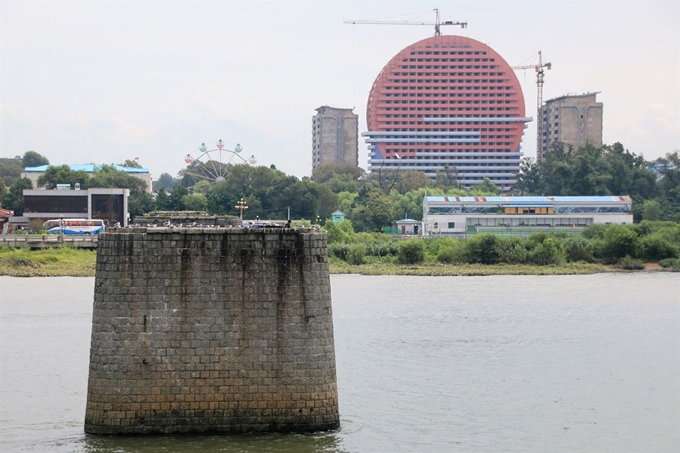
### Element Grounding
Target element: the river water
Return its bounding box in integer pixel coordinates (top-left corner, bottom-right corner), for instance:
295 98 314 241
1 273 678 452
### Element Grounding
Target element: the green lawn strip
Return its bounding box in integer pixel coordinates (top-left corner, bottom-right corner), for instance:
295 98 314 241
0 247 96 277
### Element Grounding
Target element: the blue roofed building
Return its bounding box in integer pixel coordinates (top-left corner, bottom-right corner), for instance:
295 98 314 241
21 164 152 193
423 195 633 236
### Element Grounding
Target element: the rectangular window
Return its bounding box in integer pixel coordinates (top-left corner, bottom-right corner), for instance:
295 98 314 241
24 195 88 214
448 222 455 229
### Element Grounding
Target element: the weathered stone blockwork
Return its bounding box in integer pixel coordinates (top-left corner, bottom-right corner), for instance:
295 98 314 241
85 228 339 434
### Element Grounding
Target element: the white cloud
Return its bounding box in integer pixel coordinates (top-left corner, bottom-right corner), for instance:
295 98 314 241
110 115 153 139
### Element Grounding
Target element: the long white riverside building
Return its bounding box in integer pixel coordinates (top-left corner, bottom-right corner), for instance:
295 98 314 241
422 195 633 235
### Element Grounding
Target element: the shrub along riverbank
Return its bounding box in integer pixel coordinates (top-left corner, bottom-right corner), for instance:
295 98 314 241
0 220 678 277
324 219 680 273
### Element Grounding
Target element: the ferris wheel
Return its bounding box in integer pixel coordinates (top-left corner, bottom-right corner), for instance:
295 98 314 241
180 139 257 186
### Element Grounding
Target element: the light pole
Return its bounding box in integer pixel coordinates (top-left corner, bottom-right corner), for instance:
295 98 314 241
235 198 248 220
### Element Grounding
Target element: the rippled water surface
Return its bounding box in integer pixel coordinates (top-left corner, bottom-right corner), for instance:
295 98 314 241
1 273 678 452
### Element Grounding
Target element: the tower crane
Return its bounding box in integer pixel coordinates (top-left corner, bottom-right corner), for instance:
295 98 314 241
343 8 467 36
512 51 552 158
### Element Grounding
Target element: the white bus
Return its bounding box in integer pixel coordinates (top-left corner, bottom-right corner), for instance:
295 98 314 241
44 218 106 235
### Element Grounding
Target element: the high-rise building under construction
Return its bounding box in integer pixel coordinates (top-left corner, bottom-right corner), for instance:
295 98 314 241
312 106 359 171
538 92 603 159
364 35 530 191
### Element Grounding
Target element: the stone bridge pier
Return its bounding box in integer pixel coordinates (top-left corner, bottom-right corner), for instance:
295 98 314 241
85 227 339 434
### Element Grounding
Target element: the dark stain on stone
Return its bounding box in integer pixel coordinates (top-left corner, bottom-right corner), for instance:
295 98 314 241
296 234 310 324
276 247 292 293
220 235 230 256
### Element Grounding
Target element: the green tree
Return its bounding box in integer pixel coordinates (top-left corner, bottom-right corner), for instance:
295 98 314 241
205 181 234 215
528 237 564 265
397 239 426 264
350 189 396 232
655 151 680 195
322 218 355 244
642 200 662 221
464 234 500 264
1 178 33 215
393 171 431 195
434 165 462 190
311 163 365 184
321 173 361 194
602 143 657 199
655 151 680 222
600 225 642 263
562 236 595 262
393 189 424 221
0 157 25 186
370 167 403 195
154 189 171 211
37 165 91 189
181 193 208 211
89 165 147 193
516 157 542 194
520 141 661 200
469 178 501 195
299 178 338 220
347 243 367 265
22 150 49 168
153 172 175 192
336 191 357 215
640 234 679 261
495 236 529 263
169 184 189 211
128 191 155 219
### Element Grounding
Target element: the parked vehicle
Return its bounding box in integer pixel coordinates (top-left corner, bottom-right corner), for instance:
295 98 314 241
44 219 106 235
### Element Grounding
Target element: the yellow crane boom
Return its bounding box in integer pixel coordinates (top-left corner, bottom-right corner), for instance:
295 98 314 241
512 51 552 158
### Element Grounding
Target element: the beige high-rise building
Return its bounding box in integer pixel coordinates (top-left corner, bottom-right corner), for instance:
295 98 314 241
312 106 359 171
538 92 603 160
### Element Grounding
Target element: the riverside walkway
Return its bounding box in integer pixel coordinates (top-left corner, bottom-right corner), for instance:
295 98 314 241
0 234 98 249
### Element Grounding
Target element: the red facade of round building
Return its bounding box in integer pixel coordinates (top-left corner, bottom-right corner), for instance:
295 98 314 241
365 35 529 189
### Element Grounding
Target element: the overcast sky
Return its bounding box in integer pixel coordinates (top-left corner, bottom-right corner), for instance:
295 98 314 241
1 0 678 181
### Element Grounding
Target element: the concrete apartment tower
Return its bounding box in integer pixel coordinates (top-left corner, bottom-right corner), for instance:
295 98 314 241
538 92 603 160
312 106 359 171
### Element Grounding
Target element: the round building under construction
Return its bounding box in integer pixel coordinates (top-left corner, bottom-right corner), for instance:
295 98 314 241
364 35 529 191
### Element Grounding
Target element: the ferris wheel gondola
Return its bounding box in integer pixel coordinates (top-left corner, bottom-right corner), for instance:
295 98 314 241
180 139 257 186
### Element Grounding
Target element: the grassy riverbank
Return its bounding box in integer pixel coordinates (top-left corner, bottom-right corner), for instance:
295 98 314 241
0 247 97 277
0 245 616 277
1 246 675 278
328 258 611 276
